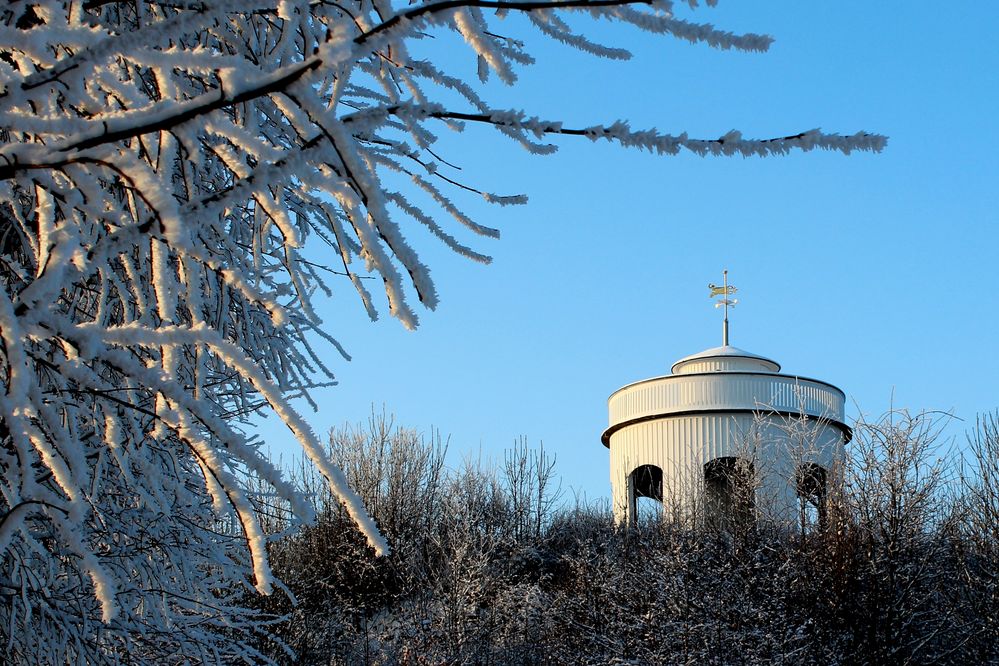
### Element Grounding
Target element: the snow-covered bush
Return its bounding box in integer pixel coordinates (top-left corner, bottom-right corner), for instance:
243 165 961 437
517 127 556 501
0 1 885 661
262 413 998 665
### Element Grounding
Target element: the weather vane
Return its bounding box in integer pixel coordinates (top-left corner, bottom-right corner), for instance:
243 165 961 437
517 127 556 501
708 269 738 346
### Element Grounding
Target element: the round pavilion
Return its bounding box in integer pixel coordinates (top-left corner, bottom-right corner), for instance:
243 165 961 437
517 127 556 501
601 344 851 527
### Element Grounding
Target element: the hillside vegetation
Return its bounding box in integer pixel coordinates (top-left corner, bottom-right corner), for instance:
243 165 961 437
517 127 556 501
254 412 999 665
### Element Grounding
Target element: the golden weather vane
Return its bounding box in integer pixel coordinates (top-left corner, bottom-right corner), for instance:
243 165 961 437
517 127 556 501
708 269 738 346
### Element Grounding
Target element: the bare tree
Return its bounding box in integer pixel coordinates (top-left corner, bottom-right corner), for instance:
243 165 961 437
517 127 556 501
503 437 562 542
844 411 972 664
958 413 999 661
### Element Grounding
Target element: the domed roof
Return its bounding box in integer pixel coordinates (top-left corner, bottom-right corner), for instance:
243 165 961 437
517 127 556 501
671 345 781 375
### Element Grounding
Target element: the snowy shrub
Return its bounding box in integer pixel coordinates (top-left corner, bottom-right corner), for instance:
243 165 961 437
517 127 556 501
261 413 999 665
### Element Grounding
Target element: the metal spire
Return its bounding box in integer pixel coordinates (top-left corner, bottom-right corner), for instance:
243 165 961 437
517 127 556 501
708 269 738 346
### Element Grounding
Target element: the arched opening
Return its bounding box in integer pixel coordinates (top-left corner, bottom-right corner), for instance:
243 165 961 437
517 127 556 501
796 463 828 532
627 464 663 526
703 457 754 530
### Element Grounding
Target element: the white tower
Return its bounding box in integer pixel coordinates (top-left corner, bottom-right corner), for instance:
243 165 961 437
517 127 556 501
601 274 851 527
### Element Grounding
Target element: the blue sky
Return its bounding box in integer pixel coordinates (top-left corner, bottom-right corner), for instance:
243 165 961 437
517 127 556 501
261 2 999 501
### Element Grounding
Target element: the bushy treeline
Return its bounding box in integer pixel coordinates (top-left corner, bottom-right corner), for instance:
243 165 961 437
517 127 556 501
253 412 999 665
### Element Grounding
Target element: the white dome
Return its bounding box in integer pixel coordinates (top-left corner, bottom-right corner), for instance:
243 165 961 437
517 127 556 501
671 345 781 375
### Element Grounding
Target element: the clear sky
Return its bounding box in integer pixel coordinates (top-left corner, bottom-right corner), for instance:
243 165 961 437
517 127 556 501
260 2 999 502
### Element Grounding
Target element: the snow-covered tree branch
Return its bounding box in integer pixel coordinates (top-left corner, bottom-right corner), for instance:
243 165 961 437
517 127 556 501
0 0 885 660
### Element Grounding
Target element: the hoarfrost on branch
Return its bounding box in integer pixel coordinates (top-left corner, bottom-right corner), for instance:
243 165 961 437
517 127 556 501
0 0 884 660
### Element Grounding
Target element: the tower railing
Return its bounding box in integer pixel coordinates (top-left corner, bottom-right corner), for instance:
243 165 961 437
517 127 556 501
607 372 845 430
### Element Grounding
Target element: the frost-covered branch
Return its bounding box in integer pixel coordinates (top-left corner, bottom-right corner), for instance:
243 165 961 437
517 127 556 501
387 104 887 155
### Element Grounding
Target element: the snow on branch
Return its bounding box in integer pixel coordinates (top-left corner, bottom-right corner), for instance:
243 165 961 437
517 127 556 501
0 0 884 659
384 104 887 156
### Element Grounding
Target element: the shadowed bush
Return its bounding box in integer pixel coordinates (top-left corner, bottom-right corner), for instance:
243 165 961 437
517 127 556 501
256 411 999 665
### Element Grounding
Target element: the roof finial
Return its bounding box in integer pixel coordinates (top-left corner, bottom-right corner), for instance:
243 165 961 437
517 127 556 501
708 269 738 346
